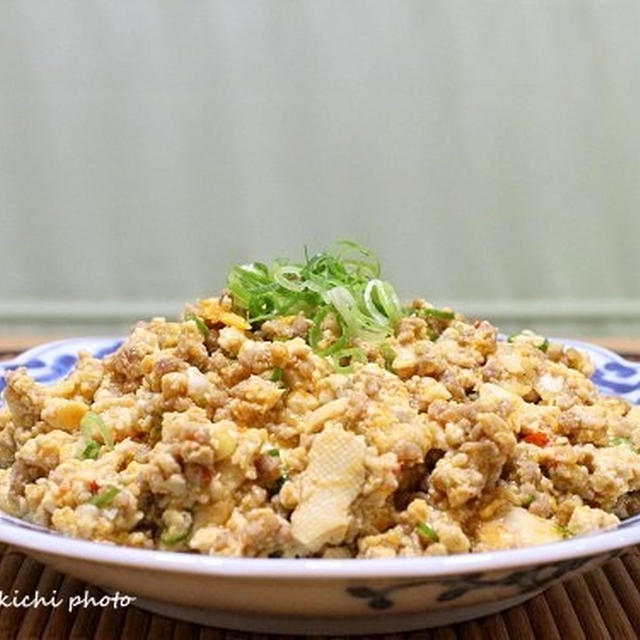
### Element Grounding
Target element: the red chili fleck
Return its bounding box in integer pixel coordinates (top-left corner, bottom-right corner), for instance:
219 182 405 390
89 480 99 493
201 467 212 485
523 432 549 447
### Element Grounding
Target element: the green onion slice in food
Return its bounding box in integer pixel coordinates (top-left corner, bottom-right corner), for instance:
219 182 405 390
379 343 396 371
418 307 455 321
184 313 209 338
82 441 101 460
161 528 192 545
269 473 289 496
80 411 114 457
416 522 439 543
90 486 120 508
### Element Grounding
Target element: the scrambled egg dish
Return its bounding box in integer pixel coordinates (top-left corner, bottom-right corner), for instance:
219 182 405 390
1 245 639 558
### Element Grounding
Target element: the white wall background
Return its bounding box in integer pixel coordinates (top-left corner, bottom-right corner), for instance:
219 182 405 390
1 1 640 337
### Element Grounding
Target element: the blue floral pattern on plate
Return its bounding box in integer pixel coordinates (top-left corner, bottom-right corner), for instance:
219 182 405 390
557 338 640 404
0 337 123 397
346 551 618 609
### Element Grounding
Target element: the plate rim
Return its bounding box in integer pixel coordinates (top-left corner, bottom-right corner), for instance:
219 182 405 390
1 516 638 579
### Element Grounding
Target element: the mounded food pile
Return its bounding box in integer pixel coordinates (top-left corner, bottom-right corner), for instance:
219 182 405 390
1 243 639 558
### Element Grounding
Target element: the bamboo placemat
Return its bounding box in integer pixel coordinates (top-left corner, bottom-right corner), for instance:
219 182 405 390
2 338 640 639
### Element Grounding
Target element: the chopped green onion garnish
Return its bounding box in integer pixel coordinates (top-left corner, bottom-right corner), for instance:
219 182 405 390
269 367 283 382
227 243 404 368
269 473 289 496
185 313 209 338
555 524 573 539
90 486 120 508
308 307 348 356
266 448 280 457
363 280 402 327
609 436 634 448
161 528 192 545
523 494 536 507
379 343 396 371
416 522 439 543
332 347 367 374
507 332 549 352
418 308 455 321
82 441 101 460
424 326 439 341
80 411 114 454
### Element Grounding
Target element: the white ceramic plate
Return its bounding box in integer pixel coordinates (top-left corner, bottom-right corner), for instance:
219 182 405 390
0 337 639 635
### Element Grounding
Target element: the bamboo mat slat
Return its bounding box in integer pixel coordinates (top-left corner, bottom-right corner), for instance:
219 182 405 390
2 339 640 639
